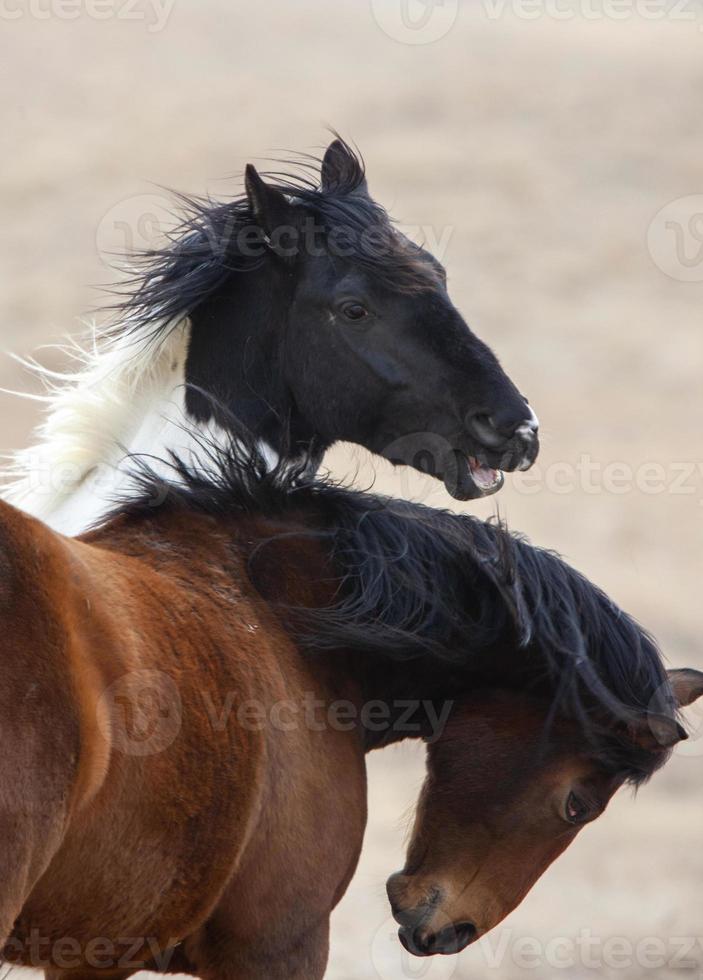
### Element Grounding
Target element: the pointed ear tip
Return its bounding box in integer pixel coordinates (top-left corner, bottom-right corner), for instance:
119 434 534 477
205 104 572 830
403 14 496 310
324 137 352 163
668 667 703 706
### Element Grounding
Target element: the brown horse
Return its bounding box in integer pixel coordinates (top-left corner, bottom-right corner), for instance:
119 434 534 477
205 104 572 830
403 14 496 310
0 447 700 977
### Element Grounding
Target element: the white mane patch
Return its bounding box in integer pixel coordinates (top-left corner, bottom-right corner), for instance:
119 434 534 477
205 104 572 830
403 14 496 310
0 319 237 535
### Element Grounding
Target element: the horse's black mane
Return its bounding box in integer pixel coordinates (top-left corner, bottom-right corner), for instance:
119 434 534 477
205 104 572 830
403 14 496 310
106 138 433 341
109 431 676 787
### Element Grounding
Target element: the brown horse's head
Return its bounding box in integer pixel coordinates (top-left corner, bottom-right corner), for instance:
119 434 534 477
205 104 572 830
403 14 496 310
387 670 703 957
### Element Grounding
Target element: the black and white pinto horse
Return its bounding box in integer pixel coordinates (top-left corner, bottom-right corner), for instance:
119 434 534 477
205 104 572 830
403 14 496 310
3 139 538 535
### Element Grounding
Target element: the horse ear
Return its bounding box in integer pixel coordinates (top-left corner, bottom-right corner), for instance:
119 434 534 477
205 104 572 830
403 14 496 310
645 713 688 749
627 669 703 751
625 713 687 752
244 164 294 243
668 668 703 708
320 138 368 195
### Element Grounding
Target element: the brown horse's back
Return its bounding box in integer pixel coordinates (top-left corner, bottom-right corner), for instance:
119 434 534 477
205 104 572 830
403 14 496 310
0 503 366 978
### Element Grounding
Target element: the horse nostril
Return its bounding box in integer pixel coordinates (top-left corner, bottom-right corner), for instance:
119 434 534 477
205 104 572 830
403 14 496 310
399 921 477 957
470 408 539 449
431 921 477 955
455 921 477 948
470 413 506 449
488 411 538 440
398 926 433 956
488 414 515 438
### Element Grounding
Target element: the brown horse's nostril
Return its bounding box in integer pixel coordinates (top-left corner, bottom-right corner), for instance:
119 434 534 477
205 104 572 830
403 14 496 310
431 921 477 955
399 921 477 957
398 925 429 956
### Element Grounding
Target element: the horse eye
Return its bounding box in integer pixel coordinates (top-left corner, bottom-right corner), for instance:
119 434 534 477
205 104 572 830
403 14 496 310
565 792 593 825
341 302 369 322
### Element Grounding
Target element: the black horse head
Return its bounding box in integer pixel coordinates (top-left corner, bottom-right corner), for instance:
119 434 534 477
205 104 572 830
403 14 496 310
121 138 538 499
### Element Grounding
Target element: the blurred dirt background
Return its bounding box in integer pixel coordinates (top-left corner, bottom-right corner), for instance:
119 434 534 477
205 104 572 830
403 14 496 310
2 2 702 977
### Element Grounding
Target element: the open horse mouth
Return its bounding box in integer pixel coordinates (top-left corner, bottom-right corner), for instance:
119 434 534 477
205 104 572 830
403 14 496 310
384 436 537 501
464 455 504 496
382 416 539 501
442 414 540 500
442 451 509 500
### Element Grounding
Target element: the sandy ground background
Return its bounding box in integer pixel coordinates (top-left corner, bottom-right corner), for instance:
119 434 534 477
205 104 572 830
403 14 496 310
2 2 702 977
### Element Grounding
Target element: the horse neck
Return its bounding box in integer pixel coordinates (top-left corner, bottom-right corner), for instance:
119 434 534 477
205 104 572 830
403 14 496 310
185 262 321 461
345 654 473 752
245 506 507 753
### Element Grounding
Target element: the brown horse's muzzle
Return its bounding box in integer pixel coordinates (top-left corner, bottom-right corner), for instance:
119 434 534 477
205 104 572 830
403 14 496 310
398 919 477 957
386 872 478 957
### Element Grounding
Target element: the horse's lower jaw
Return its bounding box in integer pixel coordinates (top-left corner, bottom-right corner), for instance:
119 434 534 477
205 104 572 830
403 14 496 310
443 453 504 500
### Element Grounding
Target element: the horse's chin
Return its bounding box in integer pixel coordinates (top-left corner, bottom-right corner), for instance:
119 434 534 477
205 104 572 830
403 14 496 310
443 453 504 501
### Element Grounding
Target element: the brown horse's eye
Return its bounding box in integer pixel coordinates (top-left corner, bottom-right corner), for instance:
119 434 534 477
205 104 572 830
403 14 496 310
565 792 593 825
341 302 369 322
